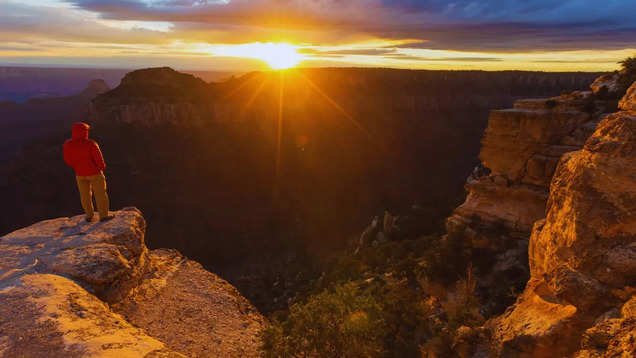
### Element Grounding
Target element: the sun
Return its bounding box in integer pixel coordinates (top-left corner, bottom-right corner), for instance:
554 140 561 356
208 42 303 70
249 42 303 70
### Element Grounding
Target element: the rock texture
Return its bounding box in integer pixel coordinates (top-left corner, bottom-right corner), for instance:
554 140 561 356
0 208 264 357
487 81 636 357
444 83 621 315
447 90 606 243
590 73 621 95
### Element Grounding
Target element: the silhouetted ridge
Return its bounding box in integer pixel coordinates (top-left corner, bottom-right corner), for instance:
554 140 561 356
95 67 215 105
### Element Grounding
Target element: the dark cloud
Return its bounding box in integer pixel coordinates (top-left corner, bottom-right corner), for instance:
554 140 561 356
62 0 636 51
0 0 613 56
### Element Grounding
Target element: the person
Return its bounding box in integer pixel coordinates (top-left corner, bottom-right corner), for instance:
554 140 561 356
63 122 114 222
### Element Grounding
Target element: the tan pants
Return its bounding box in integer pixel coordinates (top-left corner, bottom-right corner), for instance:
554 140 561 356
75 172 109 220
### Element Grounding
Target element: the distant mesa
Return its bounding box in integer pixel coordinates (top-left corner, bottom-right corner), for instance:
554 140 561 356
79 79 110 98
90 67 217 126
102 67 214 103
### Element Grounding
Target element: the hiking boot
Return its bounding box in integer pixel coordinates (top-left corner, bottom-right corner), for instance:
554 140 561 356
99 215 115 222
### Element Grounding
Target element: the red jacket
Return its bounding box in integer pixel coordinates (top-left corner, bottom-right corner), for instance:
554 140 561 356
63 122 106 176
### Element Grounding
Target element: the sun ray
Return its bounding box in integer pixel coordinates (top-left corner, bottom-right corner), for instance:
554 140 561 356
297 72 373 140
222 74 259 101
239 76 269 118
274 71 285 201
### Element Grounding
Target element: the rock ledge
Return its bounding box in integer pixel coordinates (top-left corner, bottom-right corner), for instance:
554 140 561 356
0 208 264 357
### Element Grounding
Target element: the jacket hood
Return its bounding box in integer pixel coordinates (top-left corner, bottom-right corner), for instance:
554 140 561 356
71 122 90 140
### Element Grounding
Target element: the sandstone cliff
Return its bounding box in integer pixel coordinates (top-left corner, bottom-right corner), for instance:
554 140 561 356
0 208 264 357
445 78 621 315
476 80 636 356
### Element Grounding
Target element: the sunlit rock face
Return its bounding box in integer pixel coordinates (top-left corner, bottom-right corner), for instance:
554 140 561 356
590 73 621 95
447 90 607 243
488 81 636 357
444 86 617 316
0 208 264 357
619 81 636 112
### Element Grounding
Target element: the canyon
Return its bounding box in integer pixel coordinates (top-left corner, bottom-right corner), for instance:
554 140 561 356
0 67 633 357
0 69 600 315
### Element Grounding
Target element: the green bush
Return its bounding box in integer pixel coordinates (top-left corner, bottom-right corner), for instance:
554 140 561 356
261 283 387 358
260 232 483 357
617 56 636 93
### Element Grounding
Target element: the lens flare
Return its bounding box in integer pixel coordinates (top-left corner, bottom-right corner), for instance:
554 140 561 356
209 42 303 70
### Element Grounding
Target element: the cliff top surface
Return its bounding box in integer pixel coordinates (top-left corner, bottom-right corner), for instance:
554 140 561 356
0 208 264 357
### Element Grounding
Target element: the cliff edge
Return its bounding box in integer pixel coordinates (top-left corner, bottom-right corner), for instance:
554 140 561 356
0 207 264 357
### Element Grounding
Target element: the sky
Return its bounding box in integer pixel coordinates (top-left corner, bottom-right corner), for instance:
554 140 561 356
1 0 635 72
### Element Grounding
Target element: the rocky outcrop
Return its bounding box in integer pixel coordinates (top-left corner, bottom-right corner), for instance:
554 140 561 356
573 297 636 357
590 73 621 96
487 81 636 357
620 81 636 111
0 208 264 357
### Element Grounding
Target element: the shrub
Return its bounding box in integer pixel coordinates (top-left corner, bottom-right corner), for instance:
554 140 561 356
617 56 636 94
442 267 484 330
261 283 387 358
377 281 439 356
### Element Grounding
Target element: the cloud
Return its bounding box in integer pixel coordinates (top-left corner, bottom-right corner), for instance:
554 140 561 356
1 0 635 71
300 48 397 57
59 0 636 51
386 55 503 62
0 1 172 45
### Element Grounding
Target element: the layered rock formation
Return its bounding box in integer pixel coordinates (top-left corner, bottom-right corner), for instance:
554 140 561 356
0 208 264 357
444 79 621 315
486 81 636 356
447 90 609 243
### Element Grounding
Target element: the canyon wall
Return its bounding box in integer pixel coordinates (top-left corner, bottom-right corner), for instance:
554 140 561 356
445 79 621 315
448 77 635 356
0 208 264 357
488 80 635 357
